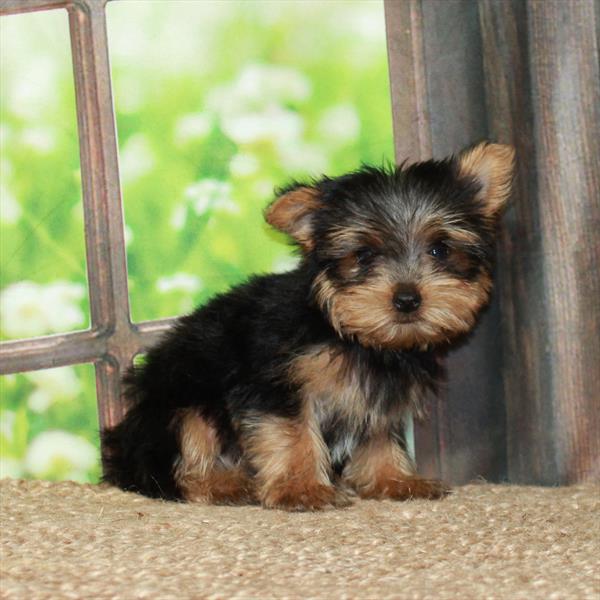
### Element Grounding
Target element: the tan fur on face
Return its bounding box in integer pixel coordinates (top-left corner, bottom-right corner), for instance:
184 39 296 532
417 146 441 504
323 227 386 279
241 407 343 510
313 267 492 350
313 269 401 350
418 271 492 340
265 186 321 251
458 142 515 216
418 216 482 246
325 226 385 253
343 432 448 500
174 410 254 504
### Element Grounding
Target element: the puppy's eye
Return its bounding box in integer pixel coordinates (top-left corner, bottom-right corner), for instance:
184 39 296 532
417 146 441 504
356 247 377 265
429 242 450 259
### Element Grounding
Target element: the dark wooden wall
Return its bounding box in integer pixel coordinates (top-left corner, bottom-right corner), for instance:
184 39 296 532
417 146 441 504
385 0 600 485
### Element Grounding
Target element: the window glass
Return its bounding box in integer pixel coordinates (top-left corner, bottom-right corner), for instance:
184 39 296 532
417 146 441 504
0 10 89 341
107 0 394 322
0 364 100 483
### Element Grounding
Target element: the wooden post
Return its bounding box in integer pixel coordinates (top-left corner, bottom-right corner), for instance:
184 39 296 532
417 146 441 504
386 0 508 484
480 0 600 484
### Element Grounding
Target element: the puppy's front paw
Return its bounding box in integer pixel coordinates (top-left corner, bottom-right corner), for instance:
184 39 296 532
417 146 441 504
392 477 451 500
359 477 451 501
262 481 353 511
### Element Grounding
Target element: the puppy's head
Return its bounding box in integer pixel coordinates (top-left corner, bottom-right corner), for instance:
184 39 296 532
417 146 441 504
266 142 515 350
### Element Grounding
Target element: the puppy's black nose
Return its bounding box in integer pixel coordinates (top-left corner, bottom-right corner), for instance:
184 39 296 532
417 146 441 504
393 285 421 313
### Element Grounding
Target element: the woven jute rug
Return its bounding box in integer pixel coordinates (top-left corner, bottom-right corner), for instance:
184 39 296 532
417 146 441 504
0 479 598 600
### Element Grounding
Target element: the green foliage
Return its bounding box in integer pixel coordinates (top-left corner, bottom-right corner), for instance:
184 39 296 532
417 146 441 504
1 366 100 482
0 1 393 482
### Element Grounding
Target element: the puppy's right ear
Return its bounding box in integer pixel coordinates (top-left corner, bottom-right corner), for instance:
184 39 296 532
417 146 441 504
265 186 322 251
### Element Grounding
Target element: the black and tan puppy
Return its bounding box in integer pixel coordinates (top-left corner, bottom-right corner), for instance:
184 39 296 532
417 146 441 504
102 142 514 510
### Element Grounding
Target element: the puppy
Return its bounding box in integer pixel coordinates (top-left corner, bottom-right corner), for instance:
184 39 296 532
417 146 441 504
102 141 514 510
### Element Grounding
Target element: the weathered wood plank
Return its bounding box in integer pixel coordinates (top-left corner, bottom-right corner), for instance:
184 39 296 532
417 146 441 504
480 0 600 483
384 0 431 163
419 0 507 485
386 0 508 484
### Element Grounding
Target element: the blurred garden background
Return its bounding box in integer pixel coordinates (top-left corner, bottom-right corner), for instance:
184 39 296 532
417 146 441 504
0 0 393 483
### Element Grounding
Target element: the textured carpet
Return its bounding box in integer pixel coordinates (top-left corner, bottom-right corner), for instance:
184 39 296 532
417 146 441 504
0 479 598 600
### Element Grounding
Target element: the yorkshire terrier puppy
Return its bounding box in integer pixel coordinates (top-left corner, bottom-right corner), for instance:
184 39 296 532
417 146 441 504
102 141 514 510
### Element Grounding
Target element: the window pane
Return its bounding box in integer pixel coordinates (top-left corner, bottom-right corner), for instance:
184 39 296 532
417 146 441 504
0 10 89 341
107 0 394 322
0 364 100 483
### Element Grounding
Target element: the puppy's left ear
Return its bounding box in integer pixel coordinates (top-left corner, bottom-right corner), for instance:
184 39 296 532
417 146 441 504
265 186 322 251
457 142 515 217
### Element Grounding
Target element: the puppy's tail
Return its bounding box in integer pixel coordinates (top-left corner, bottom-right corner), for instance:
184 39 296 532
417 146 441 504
101 369 180 500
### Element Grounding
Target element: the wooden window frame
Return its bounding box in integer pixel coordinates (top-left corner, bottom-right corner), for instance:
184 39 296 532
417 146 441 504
0 0 174 431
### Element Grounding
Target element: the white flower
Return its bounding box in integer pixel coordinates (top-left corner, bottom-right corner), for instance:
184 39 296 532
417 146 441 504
1 282 49 338
347 7 387 42
170 203 187 231
124 225 134 247
222 106 304 145
26 367 82 413
252 179 276 199
0 458 22 479
277 141 329 175
156 273 202 294
318 104 361 146
229 153 260 178
41 282 86 333
170 180 239 230
20 127 56 153
184 179 238 215
272 255 300 273
0 183 21 225
0 280 86 339
7 56 59 119
205 85 237 117
207 64 311 116
173 112 212 145
234 64 311 106
27 390 53 413
119 134 155 183
0 410 16 442
25 430 97 481
206 65 309 146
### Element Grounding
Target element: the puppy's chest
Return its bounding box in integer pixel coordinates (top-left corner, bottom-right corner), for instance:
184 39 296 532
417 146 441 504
290 344 417 436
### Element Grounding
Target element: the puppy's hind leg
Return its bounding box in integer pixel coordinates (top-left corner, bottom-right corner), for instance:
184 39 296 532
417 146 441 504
174 410 255 505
